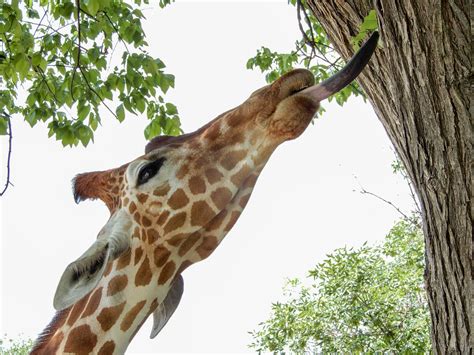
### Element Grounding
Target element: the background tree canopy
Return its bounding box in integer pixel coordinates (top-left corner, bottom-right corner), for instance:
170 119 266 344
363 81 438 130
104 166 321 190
249 217 430 353
0 0 180 149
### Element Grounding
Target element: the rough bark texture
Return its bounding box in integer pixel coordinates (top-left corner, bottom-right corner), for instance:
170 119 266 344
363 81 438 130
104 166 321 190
306 1 472 353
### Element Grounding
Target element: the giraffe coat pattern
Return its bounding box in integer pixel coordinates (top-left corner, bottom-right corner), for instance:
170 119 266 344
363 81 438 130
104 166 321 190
31 32 378 355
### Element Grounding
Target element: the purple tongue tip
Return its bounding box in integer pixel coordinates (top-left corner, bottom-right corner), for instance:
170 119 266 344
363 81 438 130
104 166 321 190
301 31 379 101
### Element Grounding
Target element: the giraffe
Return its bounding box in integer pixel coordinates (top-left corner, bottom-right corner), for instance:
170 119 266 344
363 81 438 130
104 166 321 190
31 32 378 354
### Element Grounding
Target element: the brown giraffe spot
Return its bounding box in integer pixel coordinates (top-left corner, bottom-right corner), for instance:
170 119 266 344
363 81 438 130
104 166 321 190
243 173 258 189
177 260 193 274
120 300 146 331
205 121 221 140
229 131 245 145
167 233 186 247
149 299 159 313
239 193 252 209
205 210 227 231
123 197 129 206
227 111 243 127
116 249 132 270
225 211 241 231
64 324 97 354
135 256 153 287
195 155 208 167
134 247 144 265
142 215 152 227
231 164 252 186
168 189 189 210
191 200 215 226
196 236 219 259
147 228 160 244
67 293 90 326
118 176 123 183
209 140 226 152
221 150 246 170
98 340 116 355
133 211 141 224
137 193 148 204
211 187 233 210
153 183 170 196
103 261 113 277
81 287 102 318
205 168 223 184
107 275 128 297
97 302 126 331
157 210 170 225
164 212 187 234
178 233 201 257
154 245 171 267
158 260 176 285
112 186 119 194
189 176 206 195
176 164 189 179
129 201 137 214
132 226 141 240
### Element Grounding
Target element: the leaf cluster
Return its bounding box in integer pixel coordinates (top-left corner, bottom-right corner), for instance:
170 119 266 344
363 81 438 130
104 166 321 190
249 218 431 354
247 3 379 116
0 0 180 146
0 335 33 355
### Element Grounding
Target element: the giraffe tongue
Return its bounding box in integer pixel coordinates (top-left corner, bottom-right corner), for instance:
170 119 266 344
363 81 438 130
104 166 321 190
150 275 184 339
300 31 379 101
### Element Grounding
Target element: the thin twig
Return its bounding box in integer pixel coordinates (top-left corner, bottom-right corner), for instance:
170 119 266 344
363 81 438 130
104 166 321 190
79 67 118 119
360 187 410 221
0 113 13 196
102 11 130 54
22 20 74 38
71 0 81 101
36 66 60 102
32 11 47 38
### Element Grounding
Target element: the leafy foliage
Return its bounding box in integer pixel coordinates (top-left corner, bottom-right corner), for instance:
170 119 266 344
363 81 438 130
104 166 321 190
249 218 431 354
0 335 33 355
351 10 378 50
0 0 180 146
247 1 378 113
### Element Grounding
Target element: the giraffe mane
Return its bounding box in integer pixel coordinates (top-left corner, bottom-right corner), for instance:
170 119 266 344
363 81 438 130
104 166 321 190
30 307 70 355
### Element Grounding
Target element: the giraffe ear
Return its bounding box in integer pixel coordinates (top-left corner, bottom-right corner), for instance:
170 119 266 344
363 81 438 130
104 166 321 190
53 211 132 310
150 275 184 339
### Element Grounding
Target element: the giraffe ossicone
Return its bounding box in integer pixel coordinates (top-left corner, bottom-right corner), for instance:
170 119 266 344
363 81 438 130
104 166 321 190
31 32 378 354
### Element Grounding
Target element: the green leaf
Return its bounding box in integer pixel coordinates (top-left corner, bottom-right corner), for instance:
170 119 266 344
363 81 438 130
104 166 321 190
165 102 178 115
116 104 125 122
0 118 8 135
78 104 91 121
85 0 100 16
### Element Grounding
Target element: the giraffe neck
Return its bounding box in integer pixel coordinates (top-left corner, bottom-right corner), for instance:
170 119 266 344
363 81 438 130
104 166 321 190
32 246 171 355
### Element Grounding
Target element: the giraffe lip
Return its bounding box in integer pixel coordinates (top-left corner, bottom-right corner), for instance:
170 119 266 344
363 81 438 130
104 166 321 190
291 85 310 95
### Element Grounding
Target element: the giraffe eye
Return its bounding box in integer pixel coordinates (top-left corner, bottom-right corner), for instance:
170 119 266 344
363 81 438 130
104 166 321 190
137 158 166 186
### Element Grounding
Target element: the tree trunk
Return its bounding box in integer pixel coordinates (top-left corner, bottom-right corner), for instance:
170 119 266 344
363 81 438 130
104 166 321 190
306 1 472 353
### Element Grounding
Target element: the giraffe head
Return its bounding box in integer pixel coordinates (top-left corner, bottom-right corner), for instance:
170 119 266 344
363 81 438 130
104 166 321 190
35 33 378 353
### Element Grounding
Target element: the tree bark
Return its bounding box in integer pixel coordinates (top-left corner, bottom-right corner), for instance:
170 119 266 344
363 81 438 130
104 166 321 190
306 1 472 353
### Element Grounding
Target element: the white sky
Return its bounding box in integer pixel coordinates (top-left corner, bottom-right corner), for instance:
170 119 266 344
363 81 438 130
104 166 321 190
0 1 415 354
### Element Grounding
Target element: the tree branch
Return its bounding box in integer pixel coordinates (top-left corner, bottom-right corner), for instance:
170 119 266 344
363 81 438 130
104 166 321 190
0 113 13 196
71 0 81 102
359 186 410 221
